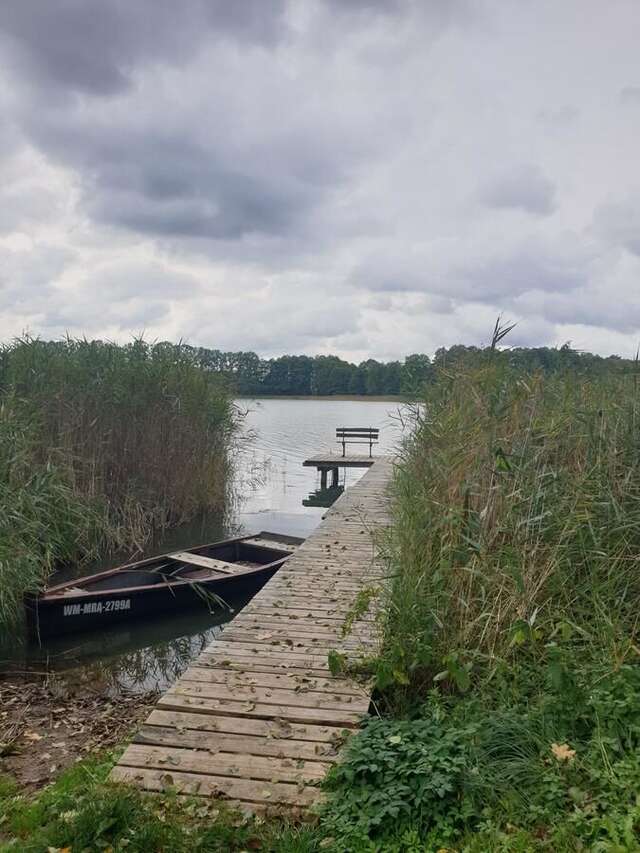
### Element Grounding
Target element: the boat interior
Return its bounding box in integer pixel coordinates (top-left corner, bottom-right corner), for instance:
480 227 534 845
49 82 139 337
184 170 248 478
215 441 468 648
46 533 302 596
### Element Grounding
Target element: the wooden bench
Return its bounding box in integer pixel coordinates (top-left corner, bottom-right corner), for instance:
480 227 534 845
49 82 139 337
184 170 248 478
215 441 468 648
336 426 379 458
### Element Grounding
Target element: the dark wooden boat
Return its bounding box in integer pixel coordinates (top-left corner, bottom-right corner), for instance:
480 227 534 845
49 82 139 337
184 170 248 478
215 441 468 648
26 532 303 640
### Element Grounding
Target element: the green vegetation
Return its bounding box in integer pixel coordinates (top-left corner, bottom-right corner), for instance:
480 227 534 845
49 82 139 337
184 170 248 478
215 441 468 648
0 757 321 852
3 330 640 850
0 337 235 630
320 327 640 849
178 342 635 397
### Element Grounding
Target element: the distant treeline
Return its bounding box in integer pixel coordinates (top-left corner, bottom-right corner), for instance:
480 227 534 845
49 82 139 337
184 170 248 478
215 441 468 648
174 343 636 397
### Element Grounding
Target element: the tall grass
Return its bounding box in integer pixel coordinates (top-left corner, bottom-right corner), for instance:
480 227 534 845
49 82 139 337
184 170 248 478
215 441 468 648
0 337 236 632
319 334 640 848
379 334 640 700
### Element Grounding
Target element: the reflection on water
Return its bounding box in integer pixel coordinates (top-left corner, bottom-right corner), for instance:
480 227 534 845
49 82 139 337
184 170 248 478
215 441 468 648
303 484 345 508
2 398 408 694
2 590 256 694
235 397 402 535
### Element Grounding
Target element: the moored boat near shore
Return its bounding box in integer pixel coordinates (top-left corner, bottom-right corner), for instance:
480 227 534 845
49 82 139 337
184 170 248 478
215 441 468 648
26 532 302 640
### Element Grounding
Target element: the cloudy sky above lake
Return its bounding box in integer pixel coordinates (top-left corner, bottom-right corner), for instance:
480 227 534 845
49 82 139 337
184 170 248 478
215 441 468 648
0 0 639 360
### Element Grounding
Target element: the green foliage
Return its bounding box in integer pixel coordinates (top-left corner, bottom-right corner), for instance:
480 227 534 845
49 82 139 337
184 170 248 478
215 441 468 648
0 400 113 630
0 336 235 630
377 342 640 702
318 665 640 850
322 712 477 846
316 335 640 850
0 754 321 852
180 341 636 397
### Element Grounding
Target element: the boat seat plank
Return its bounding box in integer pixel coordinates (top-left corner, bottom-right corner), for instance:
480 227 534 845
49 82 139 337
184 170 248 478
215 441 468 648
169 552 237 574
245 538 300 551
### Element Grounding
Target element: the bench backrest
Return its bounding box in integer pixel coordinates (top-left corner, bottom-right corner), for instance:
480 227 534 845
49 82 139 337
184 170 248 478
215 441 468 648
336 427 379 457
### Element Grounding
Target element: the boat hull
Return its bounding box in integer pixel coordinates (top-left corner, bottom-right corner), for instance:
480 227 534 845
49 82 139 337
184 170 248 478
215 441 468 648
26 563 279 640
25 533 301 641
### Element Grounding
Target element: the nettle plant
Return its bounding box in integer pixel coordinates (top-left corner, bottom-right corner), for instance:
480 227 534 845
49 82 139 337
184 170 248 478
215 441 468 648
321 712 479 843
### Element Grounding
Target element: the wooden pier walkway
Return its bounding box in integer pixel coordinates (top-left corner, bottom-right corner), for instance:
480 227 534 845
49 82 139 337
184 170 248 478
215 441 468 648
111 458 393 813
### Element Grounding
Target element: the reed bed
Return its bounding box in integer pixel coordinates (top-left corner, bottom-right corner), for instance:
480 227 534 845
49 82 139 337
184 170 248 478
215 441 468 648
380 332 640 698
320 334 640 847
0 337 236 632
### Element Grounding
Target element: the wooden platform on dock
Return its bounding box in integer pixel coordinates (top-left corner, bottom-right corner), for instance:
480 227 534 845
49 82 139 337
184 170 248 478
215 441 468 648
303 452 381 469
111 459 393 814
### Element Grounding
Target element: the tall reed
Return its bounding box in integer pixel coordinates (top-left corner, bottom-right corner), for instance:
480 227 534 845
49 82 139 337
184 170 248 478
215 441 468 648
380 339 640 700
0 337 236 632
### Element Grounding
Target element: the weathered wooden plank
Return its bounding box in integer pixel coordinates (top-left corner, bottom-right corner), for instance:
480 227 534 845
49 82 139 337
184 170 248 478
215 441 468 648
134 725 342 761
156 693 364 727
118 743 328 783
110 766 322 807
166 681 366 713
144 709 350 743
169 552 235 573
196 658 333 678
180 666 369 696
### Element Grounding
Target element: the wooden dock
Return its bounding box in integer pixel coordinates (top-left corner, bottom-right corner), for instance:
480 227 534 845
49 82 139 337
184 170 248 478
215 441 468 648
303 452 376 469
111 458 392 813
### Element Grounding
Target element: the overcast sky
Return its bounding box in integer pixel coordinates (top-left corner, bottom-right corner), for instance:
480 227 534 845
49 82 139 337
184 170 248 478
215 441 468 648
0 0 639 360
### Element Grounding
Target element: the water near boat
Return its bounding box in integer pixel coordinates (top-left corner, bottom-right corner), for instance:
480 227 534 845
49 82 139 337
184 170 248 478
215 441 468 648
1 398 406 691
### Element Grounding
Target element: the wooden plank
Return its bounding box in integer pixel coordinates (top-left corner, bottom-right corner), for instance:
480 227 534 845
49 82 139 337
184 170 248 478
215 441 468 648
199 642 337 663
220 630 370 651
169 552 236 574
245 538 299 551
145 710 350 743
118 743 328 784
180 665 369 696
156 694 364 727
134 725 342 761
166 681 366 712
195 658 336 678
110 766 322 807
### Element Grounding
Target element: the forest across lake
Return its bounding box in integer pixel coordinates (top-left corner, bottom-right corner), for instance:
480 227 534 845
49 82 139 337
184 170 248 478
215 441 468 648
166 342 639 397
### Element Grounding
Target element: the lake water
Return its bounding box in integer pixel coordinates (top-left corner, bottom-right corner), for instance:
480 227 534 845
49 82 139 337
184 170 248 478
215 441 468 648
1 398 407 691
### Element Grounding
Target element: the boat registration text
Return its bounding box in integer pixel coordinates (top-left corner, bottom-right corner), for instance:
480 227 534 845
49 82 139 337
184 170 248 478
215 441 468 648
63 599 131 617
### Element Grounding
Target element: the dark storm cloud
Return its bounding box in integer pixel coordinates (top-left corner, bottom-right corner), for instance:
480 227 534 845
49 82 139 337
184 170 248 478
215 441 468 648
22 110 327 241
322 0 406 13
478 165 557 216
0 0 288 96
0 0 456 252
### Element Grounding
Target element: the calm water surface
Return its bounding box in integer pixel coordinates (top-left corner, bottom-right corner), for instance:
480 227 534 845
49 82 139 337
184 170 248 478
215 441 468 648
2 398 407 691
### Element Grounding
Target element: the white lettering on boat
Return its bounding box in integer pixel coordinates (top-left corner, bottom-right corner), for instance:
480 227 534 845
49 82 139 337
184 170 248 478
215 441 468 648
62 599 131 617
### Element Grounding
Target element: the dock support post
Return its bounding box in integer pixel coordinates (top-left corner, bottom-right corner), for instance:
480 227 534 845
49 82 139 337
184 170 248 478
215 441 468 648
320 468 328 489
331 467 339 488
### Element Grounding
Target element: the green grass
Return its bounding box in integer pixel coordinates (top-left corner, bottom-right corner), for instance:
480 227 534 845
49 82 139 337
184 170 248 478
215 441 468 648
0 757 323 852
318 327 640 850
0 336 236 630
